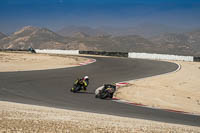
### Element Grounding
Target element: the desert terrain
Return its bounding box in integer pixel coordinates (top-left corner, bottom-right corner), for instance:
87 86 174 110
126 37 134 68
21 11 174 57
1 101 200 133
0 52 200 132
0 51 88 72
115 61 200 115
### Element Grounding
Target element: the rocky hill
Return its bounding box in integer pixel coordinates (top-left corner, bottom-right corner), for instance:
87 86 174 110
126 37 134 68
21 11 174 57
58 24 187 38
0 26 67 49
0 26 154 52
186 30 200 56
0 26 97 50
150 30 200 56
96 23 187 38
1 26 200 56
72 32 90 38
57 26 108 37
0 32 7 40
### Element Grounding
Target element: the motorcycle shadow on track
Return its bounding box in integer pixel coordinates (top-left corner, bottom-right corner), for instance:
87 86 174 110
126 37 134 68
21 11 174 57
96 97 114 100
75 91 95 95
73 91 114 100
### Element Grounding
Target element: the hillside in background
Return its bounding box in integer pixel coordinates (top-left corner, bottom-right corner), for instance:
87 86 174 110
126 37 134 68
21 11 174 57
150 30 200 56
58 24 189 38
57 26 108 37
0 26 68 49
0 32 7 40
1 26 200 56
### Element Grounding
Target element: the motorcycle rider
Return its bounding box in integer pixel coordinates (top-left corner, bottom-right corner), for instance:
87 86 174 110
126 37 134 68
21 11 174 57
82 76 89 90
73 76 89 91
28 46 36 53
95 83 116 98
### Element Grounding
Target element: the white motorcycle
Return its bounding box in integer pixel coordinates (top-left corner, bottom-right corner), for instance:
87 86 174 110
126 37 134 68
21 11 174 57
95 84 116 99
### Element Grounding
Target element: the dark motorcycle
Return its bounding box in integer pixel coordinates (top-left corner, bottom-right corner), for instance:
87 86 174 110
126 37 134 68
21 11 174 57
70 79 86 93
28 47 36 53
95 84 116 99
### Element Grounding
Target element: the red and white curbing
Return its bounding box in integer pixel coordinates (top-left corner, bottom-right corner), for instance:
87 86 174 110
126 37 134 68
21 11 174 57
113 95 197 115
113 82 148 107
113 76 199 116
78 59 96 66
115 82 129 87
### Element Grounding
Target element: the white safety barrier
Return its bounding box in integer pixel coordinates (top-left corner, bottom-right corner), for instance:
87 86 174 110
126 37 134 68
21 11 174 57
128 52 194 62
35 49 79 55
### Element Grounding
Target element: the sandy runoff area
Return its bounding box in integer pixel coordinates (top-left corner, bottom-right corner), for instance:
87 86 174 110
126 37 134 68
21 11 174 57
115 61 200 115
1 101 200 133
0 51 88 72
0 51 200 132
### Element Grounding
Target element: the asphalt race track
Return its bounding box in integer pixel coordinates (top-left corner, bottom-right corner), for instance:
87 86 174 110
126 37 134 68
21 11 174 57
0 56 199 126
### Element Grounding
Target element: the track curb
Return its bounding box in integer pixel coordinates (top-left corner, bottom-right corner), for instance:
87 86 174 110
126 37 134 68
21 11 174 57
79 59 96 66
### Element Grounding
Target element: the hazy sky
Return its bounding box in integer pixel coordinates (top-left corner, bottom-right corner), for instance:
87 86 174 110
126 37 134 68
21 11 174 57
0 0 200 33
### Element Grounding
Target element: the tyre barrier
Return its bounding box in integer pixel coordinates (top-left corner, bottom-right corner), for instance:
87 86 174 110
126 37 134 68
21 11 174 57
79 51 128 57
194 57 200 62
0 49 28 52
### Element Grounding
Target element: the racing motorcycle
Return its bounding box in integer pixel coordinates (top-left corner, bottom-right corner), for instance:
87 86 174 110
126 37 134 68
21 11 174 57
70 79 86 93
28 47 36 53
95 84 116 99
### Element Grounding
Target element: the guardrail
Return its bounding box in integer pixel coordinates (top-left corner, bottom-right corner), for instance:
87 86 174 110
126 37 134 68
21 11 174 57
128 52 194 62
35 49 79 55
79 51 128 57
0 49 199 62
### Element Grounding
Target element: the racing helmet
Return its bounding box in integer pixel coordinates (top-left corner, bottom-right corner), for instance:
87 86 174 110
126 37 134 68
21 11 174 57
84 76 89 80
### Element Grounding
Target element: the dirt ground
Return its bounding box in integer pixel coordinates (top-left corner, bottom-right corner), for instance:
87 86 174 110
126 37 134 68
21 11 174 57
0 51 88 72
1 101 200 133
115 61 200 115
0 52 200 132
